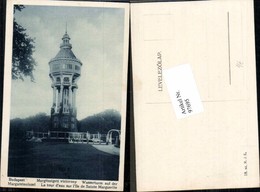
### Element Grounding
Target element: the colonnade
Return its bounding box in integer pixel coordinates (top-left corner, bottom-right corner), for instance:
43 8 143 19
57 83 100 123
52 85 77 114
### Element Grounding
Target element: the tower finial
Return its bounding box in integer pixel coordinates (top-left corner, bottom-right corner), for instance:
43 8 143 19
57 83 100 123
65 22 67 34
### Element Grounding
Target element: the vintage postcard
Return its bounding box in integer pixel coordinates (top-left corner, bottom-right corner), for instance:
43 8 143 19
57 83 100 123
1 0 129 190
132 0 259 191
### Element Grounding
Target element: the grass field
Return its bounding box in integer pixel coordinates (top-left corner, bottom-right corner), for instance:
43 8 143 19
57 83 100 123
8 141 119 180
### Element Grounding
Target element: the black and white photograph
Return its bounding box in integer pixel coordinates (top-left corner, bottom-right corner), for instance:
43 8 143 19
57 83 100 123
1 0 129 190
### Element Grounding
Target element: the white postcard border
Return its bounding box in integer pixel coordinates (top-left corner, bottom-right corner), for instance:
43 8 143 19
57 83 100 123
1 0 129 191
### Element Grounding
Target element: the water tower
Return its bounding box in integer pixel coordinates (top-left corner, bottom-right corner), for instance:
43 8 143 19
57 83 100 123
49 31 82 132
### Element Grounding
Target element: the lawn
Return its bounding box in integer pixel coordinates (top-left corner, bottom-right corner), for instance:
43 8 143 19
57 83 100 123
8 141 119 180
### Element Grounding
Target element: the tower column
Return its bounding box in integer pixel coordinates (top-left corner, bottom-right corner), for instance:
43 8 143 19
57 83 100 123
65 88 68 112
74 88 77 115
69 86 72 109
57 86 60 109
74 88 77 107
55 87 58 112
72 88 77 108
72 88 75 109
60 85 64 112
52 86 56 104
53 86 57 112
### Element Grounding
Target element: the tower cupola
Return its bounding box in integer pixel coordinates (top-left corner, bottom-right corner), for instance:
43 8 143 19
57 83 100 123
60 32 72 49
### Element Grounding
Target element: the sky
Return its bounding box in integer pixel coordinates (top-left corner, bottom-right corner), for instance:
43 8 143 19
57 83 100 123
10 4 127 120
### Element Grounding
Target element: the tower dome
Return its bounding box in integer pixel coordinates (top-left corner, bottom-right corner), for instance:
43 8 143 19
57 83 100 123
49 31 82 77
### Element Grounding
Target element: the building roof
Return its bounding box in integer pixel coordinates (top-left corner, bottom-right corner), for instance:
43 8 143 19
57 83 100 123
53 48 77 60
49 32 82 64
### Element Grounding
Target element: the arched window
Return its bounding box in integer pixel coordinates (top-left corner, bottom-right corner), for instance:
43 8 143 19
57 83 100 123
64 77 70 82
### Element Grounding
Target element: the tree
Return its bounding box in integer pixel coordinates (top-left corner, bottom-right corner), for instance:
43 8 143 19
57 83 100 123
12 5 36 81
79 109 121 133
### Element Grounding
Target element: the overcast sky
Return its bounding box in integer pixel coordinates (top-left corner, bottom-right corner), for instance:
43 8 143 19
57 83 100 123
10 4 126 120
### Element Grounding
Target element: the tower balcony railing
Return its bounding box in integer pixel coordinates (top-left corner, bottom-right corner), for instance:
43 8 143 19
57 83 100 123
53 82 61 86
50 69 81 76
26 130 121 146
62 81 70 85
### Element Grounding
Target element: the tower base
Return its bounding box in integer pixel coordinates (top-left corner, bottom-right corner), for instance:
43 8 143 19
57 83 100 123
50 113 78 132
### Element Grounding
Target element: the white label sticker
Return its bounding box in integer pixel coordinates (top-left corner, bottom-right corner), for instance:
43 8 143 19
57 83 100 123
163 64 203 119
